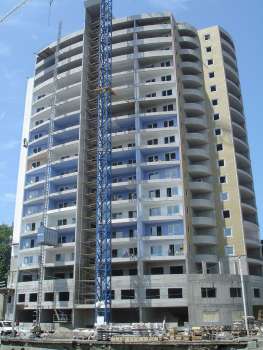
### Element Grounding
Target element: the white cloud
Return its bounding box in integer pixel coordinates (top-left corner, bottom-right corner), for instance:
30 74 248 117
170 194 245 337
147 0 191 10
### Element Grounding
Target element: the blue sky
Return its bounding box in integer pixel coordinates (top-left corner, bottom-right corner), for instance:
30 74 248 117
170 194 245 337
0 0 262 233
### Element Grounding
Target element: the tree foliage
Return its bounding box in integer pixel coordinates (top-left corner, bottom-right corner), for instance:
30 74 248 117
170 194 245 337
0 225 12 283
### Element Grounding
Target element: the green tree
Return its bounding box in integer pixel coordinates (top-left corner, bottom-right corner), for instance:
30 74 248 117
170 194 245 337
0 225 12 283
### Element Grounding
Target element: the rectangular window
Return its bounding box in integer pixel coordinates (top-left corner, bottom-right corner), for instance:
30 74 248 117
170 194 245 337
170 265 183 274
44 293 54 301
212 99 218 106
254 288 260 298
214 113 220 120
230 287 241 298
150 245 162 256
210 85 216 92
208 59 213 65
167 205 180 216
225 245 234 256
59 292 69 301
149 207 161 216
163 104 174 111
201 287 216 298
165 152 177 161
221 192 229 201
204 34 210 40
218 159 225 167
29 293 37 302
164 120 174 127
168 288 183 298
129 269 137 276
209 72 215 78
151 267 164 275
206 46 212 52
146 289 160 299
111 290 115 300
223 210 230 218
224 227 232 237
18 294 25 303
121 289 135 300
220 176 226 183
112 269 123 276
215 128 221 136
216 144 223 151
23 256 33 265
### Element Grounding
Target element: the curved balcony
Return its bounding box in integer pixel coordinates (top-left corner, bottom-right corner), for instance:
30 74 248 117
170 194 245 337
229 93 243 114
183 88 204 103
187 132 208 146
180 48 200 62
187 148 209 161
182 75 203 88
242 202 257 215
230 107 245 127
185 117 207 131
177 23 197 38
189 181 212 193
179 36 199 49
238 168 253 184
234 137 249 154
224 63 239 86
192 216 215 228
227 79 241 100
235 152 250 169
188 164 211 177
180 62 202 75
34 66 82 95
221 37 236 60
232 121 246 140
193 235 217 246
222 50 238 72
240 185 255 200
191 199 214 210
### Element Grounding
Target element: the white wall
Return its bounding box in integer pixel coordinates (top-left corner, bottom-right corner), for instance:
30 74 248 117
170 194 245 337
12 78 34 246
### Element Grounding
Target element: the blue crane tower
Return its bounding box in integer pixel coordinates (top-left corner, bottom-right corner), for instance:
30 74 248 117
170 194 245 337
95 0 113 324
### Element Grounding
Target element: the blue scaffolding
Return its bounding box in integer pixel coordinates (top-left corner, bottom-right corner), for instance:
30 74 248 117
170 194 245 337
95 0 113 324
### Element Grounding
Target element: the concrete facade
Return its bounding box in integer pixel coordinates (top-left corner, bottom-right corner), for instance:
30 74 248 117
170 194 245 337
6 9 263 328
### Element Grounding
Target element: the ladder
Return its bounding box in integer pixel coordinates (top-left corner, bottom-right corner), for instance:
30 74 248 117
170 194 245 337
36 22 62 326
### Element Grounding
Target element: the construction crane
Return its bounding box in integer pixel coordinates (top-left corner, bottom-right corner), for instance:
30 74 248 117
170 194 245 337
95 0 113 325
0 0 56 24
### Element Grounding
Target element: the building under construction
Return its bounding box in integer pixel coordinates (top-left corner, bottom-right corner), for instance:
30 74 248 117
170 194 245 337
5 0 263 329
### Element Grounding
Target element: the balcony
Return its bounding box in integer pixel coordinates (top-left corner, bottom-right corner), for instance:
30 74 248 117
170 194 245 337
188 164 211 177
192 217 216 228
179 36 199 49
180 62 202 75
185 117 207 131
191 199 214 210
193 235 217 246
189 181 212 193
180 48 200 62
187 148 209 161
186 132 208 146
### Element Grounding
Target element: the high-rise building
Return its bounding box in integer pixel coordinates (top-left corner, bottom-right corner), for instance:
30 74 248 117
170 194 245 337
6 3 263 328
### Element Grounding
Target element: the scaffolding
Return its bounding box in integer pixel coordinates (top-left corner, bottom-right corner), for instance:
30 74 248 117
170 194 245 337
35 22 62 326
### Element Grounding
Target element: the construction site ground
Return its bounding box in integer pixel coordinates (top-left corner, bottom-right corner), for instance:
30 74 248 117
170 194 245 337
0 336 262 350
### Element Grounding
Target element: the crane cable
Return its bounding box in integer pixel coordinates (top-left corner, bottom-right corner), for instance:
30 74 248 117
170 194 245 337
0 0 32 24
